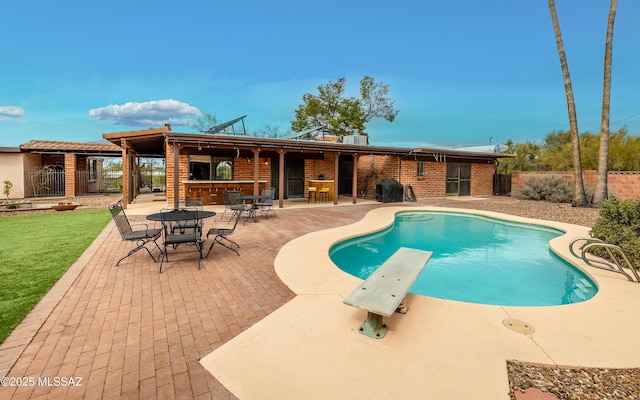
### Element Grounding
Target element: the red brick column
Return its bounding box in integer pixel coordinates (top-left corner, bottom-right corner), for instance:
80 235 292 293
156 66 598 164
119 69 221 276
64 154 77 197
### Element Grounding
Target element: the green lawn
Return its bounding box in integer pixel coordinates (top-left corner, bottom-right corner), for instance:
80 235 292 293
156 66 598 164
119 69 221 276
0 210 111 343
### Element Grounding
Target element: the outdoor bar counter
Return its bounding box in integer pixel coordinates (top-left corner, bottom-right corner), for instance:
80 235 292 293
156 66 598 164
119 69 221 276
309 179 334 201
183 180 268 205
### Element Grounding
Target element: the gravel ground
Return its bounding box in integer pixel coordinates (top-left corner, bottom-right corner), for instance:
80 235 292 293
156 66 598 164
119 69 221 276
508 361 640 400
0 194 122 216
4 195 635 399
439 198 599 227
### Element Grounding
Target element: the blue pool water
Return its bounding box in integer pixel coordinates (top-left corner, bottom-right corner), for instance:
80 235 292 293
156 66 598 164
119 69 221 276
329 211 597 306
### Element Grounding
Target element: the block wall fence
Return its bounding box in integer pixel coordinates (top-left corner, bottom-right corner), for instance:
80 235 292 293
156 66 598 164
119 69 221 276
511 171 640 200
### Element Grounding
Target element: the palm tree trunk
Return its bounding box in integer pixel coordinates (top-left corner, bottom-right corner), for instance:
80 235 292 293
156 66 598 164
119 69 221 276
592 0 617 205
548 0 587 206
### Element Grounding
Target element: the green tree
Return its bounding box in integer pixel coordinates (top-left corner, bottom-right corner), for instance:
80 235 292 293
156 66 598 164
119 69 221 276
537 131 573 171
548 0 588 206
359 76 399 125
579 133 600 170
513 127 640 172
291 76 398 137
499 140 543 172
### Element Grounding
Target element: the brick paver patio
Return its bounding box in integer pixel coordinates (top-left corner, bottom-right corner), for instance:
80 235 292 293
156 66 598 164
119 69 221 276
0 202 386 399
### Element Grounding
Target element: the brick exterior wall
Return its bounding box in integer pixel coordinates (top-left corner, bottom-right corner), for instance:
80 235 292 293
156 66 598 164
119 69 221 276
305 154 337 183
511 170 640 200
470 163 496 196
356 155 494 199
64 154 76 197
356 155 402 197
166 148 499 203
233 156 271 181
166 146 273 204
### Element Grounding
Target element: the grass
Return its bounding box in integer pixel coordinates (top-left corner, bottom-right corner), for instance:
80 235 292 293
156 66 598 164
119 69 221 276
0 210 112 343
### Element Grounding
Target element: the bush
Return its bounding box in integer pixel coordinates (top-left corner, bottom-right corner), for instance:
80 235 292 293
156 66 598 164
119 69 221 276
589 199 640 268
515 174 573 203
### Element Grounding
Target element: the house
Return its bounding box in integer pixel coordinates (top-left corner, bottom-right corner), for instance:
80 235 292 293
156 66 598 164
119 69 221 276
0 119 506 205
102 121 505 209
0 141 122 199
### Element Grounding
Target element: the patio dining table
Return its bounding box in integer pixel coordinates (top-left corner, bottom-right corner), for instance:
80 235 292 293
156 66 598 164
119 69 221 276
146 209 216 223
146 209 216 272
241 194 269 223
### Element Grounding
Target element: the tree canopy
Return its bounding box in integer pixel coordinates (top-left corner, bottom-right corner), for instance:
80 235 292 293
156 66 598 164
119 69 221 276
501 128 639 173
291 76 398 137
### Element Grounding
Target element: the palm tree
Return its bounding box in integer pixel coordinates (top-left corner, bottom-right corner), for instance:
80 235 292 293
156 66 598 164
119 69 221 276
548 0 588 206
592 0 618 205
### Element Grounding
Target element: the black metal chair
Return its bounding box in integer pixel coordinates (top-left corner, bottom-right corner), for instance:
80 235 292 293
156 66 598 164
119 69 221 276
206 207 242 257
171 198 203 233
227 191 252 222
255 187 276 219
158 209 204 273
109 202 161 266
221 190 240 220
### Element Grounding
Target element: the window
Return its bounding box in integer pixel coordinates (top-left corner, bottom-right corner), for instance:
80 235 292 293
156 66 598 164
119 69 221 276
417 161 425 177
188 155 234 180
88 159 98 182
215 160 233 180
446 163 471 196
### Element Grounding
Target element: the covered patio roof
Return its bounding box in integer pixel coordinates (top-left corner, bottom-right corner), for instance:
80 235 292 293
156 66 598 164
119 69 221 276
103 127 507 161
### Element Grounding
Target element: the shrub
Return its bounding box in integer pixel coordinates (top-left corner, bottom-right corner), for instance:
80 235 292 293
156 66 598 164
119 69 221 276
589 199 640 268
3 180 12 198
515 174 573 203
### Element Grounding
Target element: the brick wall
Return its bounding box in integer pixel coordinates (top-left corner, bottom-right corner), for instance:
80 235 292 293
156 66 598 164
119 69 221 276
511 170 640 200
471 163 495 196
356 156 494 199
233 156 271 181
400 160 447 198
64 154 76 197
166 149 499 203
305 154 336 182
356 155 401 197
166 148 273 204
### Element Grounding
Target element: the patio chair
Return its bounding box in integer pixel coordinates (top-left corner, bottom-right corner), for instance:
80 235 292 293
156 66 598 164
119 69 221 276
206 207 242 257
227 191 251 222
255 187 276 219
158 208 204 273
171 197 204 233
109 202 162 266
221 190 240 219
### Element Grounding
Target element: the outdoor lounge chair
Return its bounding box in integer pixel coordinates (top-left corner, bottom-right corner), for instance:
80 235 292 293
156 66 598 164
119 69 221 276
206 206 242 257
109 202 162 266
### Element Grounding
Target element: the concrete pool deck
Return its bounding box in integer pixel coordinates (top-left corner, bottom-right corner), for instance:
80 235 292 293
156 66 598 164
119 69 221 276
1 196 638 399
200 206 640 399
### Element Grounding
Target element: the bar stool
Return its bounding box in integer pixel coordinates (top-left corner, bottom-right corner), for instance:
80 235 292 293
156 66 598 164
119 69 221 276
308 187 317 203
318 187 330 203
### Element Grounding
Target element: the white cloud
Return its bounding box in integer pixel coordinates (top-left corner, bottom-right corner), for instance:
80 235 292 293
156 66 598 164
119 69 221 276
88 99 203 127
0 106 25 118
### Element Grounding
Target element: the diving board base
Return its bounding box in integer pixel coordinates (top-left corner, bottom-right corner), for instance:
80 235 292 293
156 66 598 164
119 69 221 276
358 312 389 339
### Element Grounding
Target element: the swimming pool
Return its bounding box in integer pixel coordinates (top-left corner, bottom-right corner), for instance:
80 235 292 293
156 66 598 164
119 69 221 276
329 211 597 306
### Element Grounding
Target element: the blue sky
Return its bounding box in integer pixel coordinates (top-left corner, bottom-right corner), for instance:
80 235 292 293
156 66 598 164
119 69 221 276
1 0 638 148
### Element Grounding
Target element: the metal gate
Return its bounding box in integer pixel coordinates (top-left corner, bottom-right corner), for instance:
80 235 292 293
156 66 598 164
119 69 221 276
493 174 512 196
